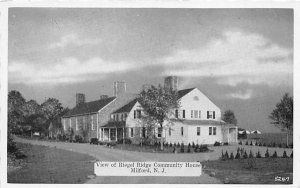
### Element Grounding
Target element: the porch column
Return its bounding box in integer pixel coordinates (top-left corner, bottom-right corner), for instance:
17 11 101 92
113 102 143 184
123 127 125 144
236 127 238 142
108 128 111 141
116 128 118 141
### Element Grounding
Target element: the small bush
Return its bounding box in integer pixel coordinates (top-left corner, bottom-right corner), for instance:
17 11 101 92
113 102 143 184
173 147 177 153
278 143 282 148
180 143 185 153
90 138 99 145
187 144 191 153
192 142 195 148
265 149 270 158
223 142 229 146
250 141 253 146
282 150 287 158
245 141 248 145
8 136 18 154
230 152 234 160
224 151 229 160
221 150 225 160
243 151 248 159
177 142 180 148
235 152 241 159
238 140 242 145
194 144 199 152
272 151 278 158
272 142 276 148
256 150 262 158
249 150 254 158
169 143 173 147
199 144 209 152
259 142 262 147
214 141 221 146
255 142 258 146
263 143 266 147
74 135 84 143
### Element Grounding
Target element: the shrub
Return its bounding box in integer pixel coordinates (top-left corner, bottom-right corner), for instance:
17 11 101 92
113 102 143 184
265 149 270 158
278 143 282 148
256 150 262 158
272 142 276 148
238 140 242 145
224 151 229 160
230 152 234 160
165 142 169 147
194 144 199 152
8 136 18 154
272 151 278 158
199 144 209 152
245 141 248 145
90 138 99 145
169 143 173 147
259 142 262 147
290 151 293 158
221 150 225 160
243 151 248 159
249 150 254 158
250 141 253 146
235 152 241 159
214 141 221 146
282 150 287 158
173 147 177 153
180 143 185 153
192 142 195 148
223 142 229 146
255 142 258 146
187 144 191 153
177 142 180 148
263 143 266 147
74 135 84 143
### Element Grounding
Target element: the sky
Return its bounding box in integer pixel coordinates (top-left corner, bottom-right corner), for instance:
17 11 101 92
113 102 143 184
8 8 293 133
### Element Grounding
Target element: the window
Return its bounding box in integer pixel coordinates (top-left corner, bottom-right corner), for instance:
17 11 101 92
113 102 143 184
169 127 172 136
194 110 198 118
198 111 201 119
191 110 193 118
134 110 142 119
158 127 162 138
175 110 178 118
142 127 146 138
197 127 200 136
209 127 216 135
116 114 119 121
182 110 185 118
130 128 134 137
207 111 215 119
181 127 184 136
193 96 199 101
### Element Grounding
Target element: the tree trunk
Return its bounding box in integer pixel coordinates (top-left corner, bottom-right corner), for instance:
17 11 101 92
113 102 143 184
160 124 164 151
286 131 289 147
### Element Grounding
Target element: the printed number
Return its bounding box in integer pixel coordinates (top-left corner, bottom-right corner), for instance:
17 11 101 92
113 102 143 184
275 176 290 182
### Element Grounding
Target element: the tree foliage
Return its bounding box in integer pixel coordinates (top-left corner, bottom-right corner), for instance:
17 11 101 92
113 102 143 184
138 84 180 150
222 110 237 125
269 93 293 131
8 90 26 132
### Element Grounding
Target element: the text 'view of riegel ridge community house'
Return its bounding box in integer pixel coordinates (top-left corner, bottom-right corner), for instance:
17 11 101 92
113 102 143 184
61 76 238 145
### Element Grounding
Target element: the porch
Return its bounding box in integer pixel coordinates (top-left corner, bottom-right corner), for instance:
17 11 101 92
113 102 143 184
99 121 126 142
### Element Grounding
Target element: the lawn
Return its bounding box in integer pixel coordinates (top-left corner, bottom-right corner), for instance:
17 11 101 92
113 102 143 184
202 158 293 184
8 142 96 183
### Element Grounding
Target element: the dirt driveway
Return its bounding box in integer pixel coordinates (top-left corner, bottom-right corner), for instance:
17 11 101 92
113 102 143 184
14 137 293 184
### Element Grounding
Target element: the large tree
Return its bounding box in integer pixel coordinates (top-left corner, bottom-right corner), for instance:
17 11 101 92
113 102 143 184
222 110 237 126
269 93 293 145
8 90 26 134
139 85 179 150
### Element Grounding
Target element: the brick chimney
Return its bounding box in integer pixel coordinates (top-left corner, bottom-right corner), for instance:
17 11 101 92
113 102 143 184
113 81 126 97
164 76 178 91
76 93 85 106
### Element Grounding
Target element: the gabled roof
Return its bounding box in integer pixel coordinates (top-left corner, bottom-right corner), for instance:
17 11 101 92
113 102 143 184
177 88 195 99
113 99 139 114
62 97 116 118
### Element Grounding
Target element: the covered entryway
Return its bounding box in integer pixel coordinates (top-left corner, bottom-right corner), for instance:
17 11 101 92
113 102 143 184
99 121 126 142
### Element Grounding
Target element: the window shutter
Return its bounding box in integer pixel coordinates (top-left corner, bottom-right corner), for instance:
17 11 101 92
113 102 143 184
213 111 215 119
207 111 209 119
175 110 178 118
134 110 136 119
183 110 185 118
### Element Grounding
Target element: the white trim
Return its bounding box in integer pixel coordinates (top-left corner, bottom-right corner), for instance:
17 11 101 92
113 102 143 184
97 113 99 139
76 117 78 131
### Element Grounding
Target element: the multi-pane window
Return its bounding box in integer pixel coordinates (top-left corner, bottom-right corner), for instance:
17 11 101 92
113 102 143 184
191 110 193 118
142 127 146 138
134 110 142 119
194 110 198 118
157 127 162 138
181 127 184 136
209 127 217 135
182 110 185 118
207 111 216 119
197 127 200 136
175 110 179 118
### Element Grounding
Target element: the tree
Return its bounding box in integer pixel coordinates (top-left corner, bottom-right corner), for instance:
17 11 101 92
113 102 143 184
139 85 180 150
41 98 64 135
8 90 26 134
269 93 293 145
222 110 237 125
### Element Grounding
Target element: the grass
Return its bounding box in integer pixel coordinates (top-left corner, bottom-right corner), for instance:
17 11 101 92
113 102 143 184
8 142 96 183
202 158 293 184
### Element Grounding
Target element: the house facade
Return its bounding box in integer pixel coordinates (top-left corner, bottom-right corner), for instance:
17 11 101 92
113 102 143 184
61 77 238 145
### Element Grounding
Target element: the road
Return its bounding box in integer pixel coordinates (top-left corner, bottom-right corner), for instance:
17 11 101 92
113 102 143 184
14 137 293 184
